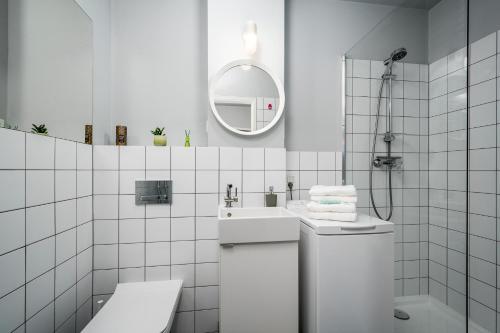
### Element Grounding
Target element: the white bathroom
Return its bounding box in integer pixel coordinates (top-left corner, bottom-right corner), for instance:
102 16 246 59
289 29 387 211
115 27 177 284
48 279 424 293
0 0 499 332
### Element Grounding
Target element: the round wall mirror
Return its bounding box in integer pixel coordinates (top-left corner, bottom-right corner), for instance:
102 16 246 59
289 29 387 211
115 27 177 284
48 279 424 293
209 60 285 136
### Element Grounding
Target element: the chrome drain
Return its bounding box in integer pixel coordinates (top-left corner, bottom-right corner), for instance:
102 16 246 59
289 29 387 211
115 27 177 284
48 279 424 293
394 309 410 320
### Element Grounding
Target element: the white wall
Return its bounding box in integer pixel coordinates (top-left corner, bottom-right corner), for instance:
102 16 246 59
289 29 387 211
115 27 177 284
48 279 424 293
285 0 395 152
76 0 112 145
7 0 93 142
109 0 207 146
207 0 285 147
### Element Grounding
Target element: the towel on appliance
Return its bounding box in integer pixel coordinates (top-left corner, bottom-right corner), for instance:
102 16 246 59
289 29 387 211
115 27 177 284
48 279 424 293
309 185 357 197
306 201 356 213
310 195 358 204
307 211 357 222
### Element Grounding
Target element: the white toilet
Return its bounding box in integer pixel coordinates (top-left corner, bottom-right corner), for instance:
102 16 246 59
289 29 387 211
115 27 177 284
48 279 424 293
82 280 182 333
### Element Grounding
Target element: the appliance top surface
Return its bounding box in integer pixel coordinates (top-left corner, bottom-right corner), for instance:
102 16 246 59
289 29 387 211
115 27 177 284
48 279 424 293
286 200 394 235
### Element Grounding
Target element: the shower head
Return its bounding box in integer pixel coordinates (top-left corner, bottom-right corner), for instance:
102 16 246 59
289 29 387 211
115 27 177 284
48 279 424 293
384 48 408 66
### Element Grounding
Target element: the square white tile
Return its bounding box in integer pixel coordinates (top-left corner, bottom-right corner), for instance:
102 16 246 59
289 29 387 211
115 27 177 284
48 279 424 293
26 269 54 319
94 245 118 269
196 240 218 263
242 148 264 170
55 257 76 296
77 170 92 197
93 146 118 170
146 146 170 170
196 147 219 170
299 152 317 170
55 200 76 233
0 248 25 298
196 194 219 217
77 143 92 170
78 222 93 255
55 139 76 170
93 195 118 220
171 170 195 193
0 209 25 255
94 220 119 245
171 147 195 170
286 151 299 170
26 170 53 207
146 242 171 266
0 128 25 169
119 243 145 268
196 170 219 193
93 171 119 195
196 217 218 240
26 134 54 170
171 194 195 217
119 146 145 170
195 263 219 286
171 241 195 264
145 218 170 242
26 237 54 281
26 204 55 244
77 196 93 225
55 170 77 201
265 148 286 170
220 147 242 170
55 229 76 265
242 170 264 193
119 219 145 243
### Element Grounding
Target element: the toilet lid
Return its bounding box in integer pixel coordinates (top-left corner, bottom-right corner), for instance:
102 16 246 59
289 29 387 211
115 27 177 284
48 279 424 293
81 280 183 333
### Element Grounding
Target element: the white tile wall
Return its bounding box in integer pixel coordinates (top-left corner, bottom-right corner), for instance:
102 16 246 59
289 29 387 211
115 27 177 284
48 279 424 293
425 31 499 330
346 59 429 297
0 129 93 333
92 145 286 333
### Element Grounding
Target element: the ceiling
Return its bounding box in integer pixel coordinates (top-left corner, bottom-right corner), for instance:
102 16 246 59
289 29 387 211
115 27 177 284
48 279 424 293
341 0 442 10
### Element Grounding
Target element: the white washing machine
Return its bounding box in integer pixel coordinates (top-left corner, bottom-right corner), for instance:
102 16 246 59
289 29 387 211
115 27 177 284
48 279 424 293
287 201 394 333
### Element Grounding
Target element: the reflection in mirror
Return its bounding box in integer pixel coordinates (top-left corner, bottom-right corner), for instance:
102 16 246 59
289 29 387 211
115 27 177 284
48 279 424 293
211 62 282 135
0 0 93 142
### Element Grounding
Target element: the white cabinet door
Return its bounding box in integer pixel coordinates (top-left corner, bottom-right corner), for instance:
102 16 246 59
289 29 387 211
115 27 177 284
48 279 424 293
219 242 298 333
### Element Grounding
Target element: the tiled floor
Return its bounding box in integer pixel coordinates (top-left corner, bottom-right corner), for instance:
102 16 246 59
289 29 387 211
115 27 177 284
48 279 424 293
394 296 488 333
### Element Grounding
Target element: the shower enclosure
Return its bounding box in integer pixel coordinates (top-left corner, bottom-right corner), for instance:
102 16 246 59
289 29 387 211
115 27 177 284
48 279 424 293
343 0 500 332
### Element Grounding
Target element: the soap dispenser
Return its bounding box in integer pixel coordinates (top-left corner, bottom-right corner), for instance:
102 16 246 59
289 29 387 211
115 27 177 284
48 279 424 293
266 186 277 207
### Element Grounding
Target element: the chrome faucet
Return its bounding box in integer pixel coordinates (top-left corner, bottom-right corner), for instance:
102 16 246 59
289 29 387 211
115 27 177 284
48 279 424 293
224 184 238 208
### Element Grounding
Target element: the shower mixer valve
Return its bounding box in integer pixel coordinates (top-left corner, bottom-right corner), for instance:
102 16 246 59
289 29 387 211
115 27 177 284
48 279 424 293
373 156 402 169
383 132 396 142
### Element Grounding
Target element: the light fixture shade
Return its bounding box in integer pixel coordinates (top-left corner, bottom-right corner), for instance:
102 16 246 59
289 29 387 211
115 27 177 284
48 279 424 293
242 20 258 56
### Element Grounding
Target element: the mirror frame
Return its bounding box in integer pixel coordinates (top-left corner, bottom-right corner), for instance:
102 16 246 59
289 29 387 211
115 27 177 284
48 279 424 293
209 59 285 136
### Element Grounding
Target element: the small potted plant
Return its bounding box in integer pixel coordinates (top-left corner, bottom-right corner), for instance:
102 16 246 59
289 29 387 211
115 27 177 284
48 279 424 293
31 124 49 135
151 127 167 146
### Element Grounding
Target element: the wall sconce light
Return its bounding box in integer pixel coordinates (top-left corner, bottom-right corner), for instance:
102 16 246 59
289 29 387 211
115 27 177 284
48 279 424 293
242 20 258 57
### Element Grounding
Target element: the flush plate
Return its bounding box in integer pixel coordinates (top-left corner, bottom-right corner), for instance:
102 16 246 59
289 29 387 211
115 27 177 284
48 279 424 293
135 180 172 204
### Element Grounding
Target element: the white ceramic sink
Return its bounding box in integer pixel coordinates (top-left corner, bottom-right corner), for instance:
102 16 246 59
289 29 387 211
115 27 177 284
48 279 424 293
218 206 299 244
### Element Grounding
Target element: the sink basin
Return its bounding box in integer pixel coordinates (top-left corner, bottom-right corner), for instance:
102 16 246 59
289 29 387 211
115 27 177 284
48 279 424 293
218 206 299 244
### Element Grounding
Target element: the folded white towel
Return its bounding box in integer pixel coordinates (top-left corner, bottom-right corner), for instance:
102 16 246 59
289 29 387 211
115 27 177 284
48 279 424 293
307 211 357 222
310 195 358 203
307 201 356 213
309 185 357 197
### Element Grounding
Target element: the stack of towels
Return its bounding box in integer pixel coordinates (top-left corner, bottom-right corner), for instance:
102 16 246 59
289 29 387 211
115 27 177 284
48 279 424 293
307 185 357 222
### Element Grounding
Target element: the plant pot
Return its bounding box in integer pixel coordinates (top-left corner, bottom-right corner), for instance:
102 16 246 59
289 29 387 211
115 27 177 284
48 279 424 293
154 135 167 146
